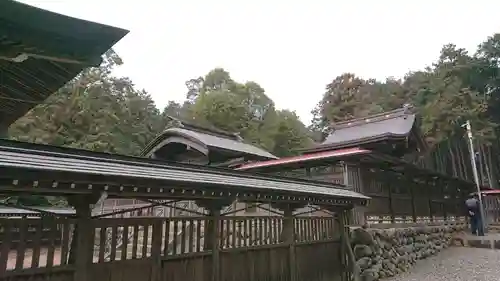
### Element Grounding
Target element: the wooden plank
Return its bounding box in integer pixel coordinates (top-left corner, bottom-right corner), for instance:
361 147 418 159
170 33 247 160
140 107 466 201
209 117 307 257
46 218 57 268
132 224 139 259
110 224 118 261
15 219 27 270
231 219 237 248
31 219 43 268
172 220 178 255
98 227 106 262
195 219 201 253
121 224 129 260
188 219 194 253
142 223 149 258
180 219 186 254
60 220 71 265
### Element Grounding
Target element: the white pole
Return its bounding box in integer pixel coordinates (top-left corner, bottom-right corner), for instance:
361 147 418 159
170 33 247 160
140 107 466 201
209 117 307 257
464 120 487 232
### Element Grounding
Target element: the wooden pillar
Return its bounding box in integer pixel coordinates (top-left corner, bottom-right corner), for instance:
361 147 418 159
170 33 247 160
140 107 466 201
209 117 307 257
427 182 434 222
441 181 448 221
273 203 301 281
409 183 417 222
68 195 94 281
210 208 221 281
387 180 395 223
343 164 366 226
336 209 360 281
196 199 231 281
150 220 163 281
284 206 296 281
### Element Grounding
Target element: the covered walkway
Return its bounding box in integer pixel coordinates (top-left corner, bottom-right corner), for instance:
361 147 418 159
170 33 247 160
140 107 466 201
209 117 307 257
0 139 368 281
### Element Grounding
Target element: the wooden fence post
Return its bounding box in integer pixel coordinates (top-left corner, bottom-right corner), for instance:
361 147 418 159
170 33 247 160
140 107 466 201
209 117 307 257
427 182 434 222
71 197 93 281
409 183 417 222
284 206 296 281
150 220 163 281
387 180 395 223
211 209 221 281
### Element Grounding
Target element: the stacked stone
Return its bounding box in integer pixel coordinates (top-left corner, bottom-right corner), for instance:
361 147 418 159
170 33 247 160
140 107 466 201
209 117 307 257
351 225 466 281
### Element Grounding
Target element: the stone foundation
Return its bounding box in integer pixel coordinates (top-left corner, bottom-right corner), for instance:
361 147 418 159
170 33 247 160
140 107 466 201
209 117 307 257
350 224 467 281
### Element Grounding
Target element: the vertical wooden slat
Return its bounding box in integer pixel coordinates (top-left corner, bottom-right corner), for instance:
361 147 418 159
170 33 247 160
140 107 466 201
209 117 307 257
188 219 194 253
243 218 248 247
172 220 178 255
0 220 12 274
110 224 118 261
142 223 149 258
313 219 318 240
150 220 163 281
130 224 138 259
98 227 106 262
273 218 279 244
162 220 169 256
249 218 254 246
299 219 305 242
60 220 71 265
45 218 57 268
121 224 129 260
180 219 187 254
224 219 230 249
196 219 202 252
15 219 27 270
253 218 259 245
258 218 264 245
211 211 221 281
231 219 237 248
31 219 43 268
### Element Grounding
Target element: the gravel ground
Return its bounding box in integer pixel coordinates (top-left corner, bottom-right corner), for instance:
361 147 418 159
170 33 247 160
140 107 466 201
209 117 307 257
385 247 500 281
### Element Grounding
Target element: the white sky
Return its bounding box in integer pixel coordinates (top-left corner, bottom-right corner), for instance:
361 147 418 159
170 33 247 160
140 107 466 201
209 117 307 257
20 0 500 124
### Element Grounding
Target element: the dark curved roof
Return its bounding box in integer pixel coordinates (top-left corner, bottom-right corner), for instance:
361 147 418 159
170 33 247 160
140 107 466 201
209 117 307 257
142 122 277 160
0 0 129 128
0 139 370 205
302 107 426 154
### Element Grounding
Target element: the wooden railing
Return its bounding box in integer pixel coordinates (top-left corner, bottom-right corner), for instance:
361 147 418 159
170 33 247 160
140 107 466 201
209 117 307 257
1 216 342 281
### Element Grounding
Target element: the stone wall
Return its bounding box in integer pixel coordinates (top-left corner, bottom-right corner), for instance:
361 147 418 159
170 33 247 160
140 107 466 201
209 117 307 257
350 224 467 281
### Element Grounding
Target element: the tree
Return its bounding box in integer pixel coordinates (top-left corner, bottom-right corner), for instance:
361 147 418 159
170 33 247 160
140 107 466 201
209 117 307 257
310 73 387 140
9 50 165 156
310 33 500 186
272 110 313 157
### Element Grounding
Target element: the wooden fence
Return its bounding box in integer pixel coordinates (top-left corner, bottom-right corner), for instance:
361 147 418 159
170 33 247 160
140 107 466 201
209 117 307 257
0 215 343 281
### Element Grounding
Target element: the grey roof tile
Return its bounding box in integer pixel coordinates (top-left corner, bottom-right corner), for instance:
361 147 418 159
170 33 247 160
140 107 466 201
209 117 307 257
0 143 369 201
321 107 416 147
167 127 278 159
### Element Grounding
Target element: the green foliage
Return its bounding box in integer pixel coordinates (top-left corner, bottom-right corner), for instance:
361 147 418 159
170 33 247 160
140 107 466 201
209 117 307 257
311 34 500 145
9 50 165 156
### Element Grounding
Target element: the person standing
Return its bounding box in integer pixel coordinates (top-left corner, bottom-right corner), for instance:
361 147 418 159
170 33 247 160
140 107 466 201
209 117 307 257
466 194 484 236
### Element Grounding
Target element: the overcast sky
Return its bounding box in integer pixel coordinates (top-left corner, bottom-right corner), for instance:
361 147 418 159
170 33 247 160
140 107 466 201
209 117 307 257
21 0 500 124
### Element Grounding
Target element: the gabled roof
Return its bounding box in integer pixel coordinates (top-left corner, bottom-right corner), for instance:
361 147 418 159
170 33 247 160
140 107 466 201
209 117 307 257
142 120 277 160
302 106 426 154
0 0 129 128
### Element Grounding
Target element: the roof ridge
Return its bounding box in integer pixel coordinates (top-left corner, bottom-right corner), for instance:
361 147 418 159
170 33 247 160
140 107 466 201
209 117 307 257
165 116 241 141
332 106 414 130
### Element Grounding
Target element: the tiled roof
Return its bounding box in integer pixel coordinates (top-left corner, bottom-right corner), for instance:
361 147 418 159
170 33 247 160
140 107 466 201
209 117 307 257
142 121 277 160
0 139 370 203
